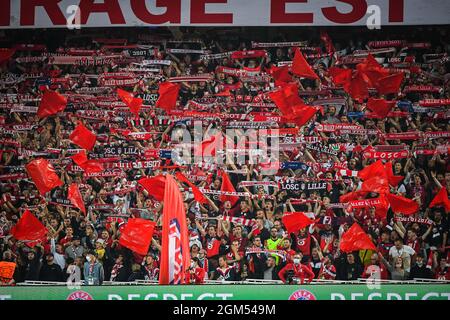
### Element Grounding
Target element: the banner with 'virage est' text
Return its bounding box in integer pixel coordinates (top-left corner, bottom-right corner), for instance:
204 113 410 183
0 0 450 29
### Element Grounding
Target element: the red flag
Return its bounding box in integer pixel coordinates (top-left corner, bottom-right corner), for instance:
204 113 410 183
117 88 143 116
340 223 376 253
386 193 419 215
282 212 316 234
68 183 86 215
329 67 352 86
291 48 319 80
119 218 156 255
346 71 369 102
159 175 190 284
426 250 434 269
0 48 15 65
285 105 320 127
175 171 208 204
269 83 302 116
220 171 239 207
429 187 450 213
360 175 390 194
357 54 389 87
339 190 368 203
195 132 223 158
358 160 386 181
138 175 166 201
25 158 63 196
70 150 104 174
367 98 396 118
269 65 293 87
11 210 47 244
69 122 97 151
37 89 67 118
155 82 180 111
375 73 404 95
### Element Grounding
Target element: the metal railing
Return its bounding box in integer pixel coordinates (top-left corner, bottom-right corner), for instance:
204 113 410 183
14 278 450 286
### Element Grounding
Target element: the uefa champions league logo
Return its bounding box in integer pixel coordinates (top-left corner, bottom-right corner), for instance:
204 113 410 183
67 291 94 300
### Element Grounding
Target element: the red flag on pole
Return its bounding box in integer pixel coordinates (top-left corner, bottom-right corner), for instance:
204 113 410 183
117 88 143 116
358 160 386 181
429 187 450 213
119 218 156 255
375 73 405 95
357 54 389 87
345 71 369 102
340 223 376 253
11 210 47 245
25 158 63 196
220 171 239 207
159 174 190 284
37 89 67 118
386 193 419 215
269 65 293 87
286 105 320 128
329 67 352 86
69 122 97 151
138 175 166 201
291 48 319 80
367 98 396 118
68 183 86 215
70 150 104 174
175 171 208 204
155 82 180 111
269 83 302 116
282 212 316 234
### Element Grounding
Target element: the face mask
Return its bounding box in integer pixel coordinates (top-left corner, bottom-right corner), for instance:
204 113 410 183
191 262 196 268
293 258 300 265
416 262 423 267
86 256 92 262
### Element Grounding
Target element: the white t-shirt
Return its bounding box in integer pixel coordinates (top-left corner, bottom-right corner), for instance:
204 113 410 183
389 245 416 272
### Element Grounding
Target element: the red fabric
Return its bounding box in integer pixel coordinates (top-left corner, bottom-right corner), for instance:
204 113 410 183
155 82 180 111
285 105 320 127
282 212 316 234
231 50 267 60
291 47 319 80
367 98 396 118
175 171 208 204
159 174 190 284
0 48 15 65
220 171 239 207
340 223 376 253
358 160 386 181
386 193 419 215
269 83 303 116
329 67 352 86
270 65 293 87
426 250 434 269
37 90 67 118
429 187 450 213
375 73 405 95
195 133 223 157
117 88 143 116
345 71 369 102
278 263 315 284
68 183 86 215
70 150 104 173
25 158 63 196
138 175 166 202
119 218 156 255
357 54 389 87
360 175 390 194
69 122 97 151
11 210 47 244
339 190 368 203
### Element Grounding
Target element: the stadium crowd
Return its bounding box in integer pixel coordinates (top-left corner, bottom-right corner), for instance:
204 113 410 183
0 26 449 285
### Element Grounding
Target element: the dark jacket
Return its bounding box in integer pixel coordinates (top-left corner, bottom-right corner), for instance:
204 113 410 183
39 263 64 282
